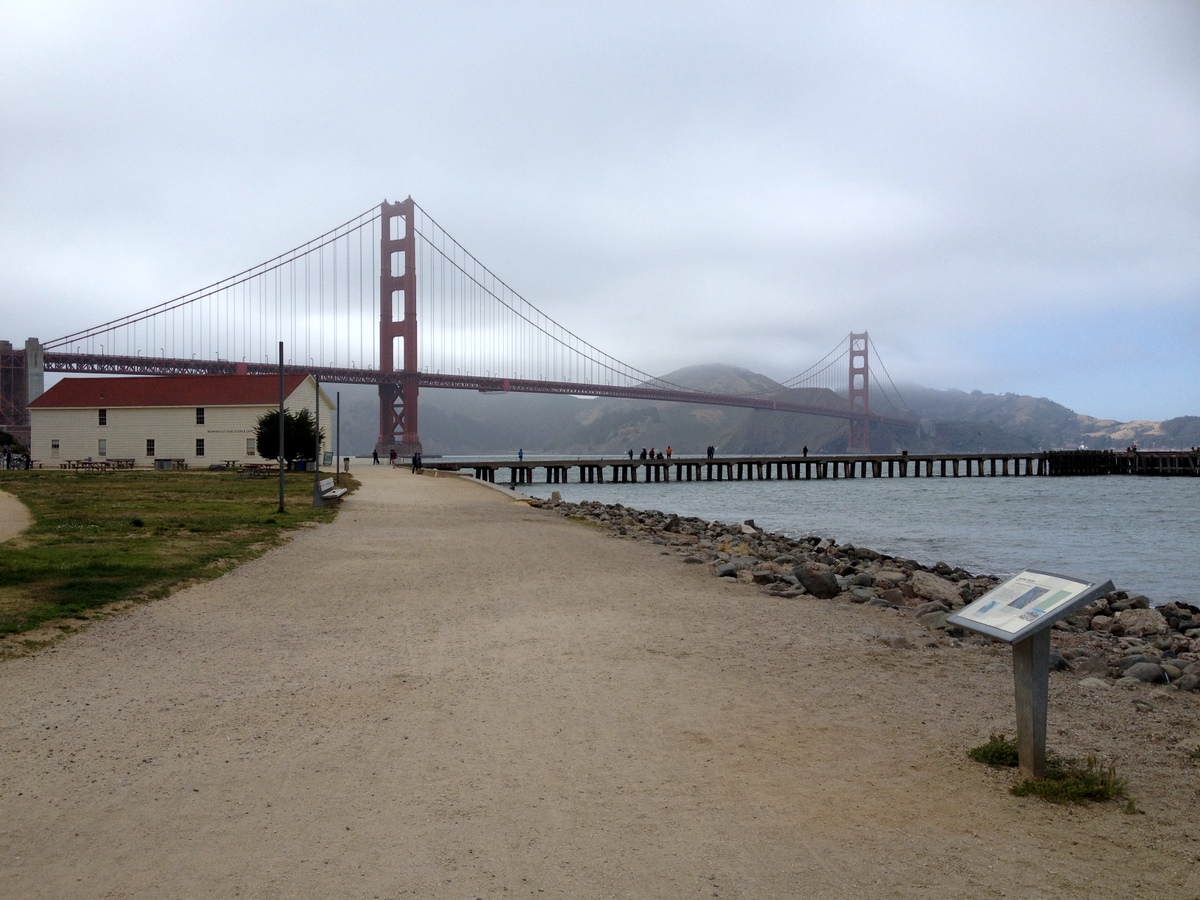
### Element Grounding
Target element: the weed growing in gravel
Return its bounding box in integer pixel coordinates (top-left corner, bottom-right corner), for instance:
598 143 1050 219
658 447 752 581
969 733 1019 767
969 734 1130 806
1011 755 1128 805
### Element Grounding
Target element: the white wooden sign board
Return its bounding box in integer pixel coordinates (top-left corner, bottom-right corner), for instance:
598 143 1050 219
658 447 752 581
948 569 1112 643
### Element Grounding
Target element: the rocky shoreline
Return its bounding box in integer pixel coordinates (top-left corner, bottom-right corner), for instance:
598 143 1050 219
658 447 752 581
530 496 1200 693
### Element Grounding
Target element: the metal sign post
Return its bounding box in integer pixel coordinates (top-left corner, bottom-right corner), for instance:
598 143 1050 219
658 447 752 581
948 569 1113 779
312 375 322 507
1012 628 1052 778
277 341 285 514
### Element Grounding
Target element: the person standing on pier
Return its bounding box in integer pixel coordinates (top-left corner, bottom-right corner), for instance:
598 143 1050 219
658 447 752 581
666 446 672 459
803 446 808 457
518 448 524 461
627 449 634 460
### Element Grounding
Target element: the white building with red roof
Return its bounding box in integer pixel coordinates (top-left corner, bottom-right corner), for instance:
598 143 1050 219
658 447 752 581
28 374 335 468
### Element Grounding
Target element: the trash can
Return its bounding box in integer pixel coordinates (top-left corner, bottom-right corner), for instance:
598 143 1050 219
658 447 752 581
343 457 350 471
295 460 306 472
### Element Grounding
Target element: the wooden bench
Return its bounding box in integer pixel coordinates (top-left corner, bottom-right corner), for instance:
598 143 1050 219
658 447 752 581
314 476 347 506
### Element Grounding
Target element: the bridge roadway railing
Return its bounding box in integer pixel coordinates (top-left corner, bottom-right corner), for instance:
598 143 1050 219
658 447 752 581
42 352 917 426
424 450 1199 485
416 373 917 427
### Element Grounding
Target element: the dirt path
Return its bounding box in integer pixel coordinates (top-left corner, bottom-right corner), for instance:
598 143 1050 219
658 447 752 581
0 489 31 543
1 466 1197 898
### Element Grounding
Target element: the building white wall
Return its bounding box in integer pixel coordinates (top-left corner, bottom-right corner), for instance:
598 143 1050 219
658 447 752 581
30 377 337 468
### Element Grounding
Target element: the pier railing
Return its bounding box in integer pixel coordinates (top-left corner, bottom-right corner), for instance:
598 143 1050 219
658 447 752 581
423 449 1199 485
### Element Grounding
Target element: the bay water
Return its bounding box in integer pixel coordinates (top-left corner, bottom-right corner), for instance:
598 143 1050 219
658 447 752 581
484 459 1200 607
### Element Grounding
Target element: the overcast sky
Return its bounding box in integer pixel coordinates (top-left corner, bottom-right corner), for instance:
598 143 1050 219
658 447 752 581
3 1 1197 422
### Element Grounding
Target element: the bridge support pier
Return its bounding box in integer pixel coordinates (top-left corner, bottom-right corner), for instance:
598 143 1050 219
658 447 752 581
376 198 422 458
0 338 43 450
848 332 870 452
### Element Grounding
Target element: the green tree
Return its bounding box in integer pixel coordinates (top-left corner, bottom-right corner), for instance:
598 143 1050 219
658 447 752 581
255 409 325 467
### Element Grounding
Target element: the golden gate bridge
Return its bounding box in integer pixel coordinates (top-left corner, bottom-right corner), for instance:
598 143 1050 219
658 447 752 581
0 198 916 453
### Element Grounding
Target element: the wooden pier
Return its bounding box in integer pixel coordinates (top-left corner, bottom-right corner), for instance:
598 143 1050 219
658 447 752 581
424 449 1200 485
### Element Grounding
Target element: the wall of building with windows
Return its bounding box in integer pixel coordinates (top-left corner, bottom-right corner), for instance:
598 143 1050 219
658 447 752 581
28 376 335 468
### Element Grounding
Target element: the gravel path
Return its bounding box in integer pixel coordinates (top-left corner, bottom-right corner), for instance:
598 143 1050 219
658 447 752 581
0 489 31 543
1 467 1197 898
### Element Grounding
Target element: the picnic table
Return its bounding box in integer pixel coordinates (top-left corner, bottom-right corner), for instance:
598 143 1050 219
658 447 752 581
239 463 280 478
73 460 117 474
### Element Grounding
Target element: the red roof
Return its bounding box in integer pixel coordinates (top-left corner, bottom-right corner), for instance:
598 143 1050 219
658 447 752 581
29 375 312 409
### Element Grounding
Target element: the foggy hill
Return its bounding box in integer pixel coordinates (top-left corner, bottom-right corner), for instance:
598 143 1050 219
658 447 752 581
325 367 1198 457
897 385 1200 452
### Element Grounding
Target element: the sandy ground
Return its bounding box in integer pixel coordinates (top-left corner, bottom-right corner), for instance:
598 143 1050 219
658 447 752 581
1 466 1198 899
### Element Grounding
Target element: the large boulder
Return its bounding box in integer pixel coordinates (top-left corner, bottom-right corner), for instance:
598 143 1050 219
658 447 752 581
848 587 877 604
728 555 762 570
873 568 907 587
1123 662 1166 683
1113 608 1169 638
909 571 963 608
793 563 840 599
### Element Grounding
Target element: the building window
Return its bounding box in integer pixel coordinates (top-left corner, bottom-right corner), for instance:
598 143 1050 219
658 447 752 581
98 408 107 426
146 439 155 458
195 438 205 457
98 439 107 457
196 407 205 425
51 439 60 458
246 437 256 457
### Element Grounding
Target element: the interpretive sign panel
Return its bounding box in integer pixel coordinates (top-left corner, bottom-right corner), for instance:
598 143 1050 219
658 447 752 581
948 569 1113 644
949 568 1113 778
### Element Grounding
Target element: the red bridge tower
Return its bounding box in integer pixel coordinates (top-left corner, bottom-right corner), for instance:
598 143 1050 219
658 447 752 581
848 331 869 452
376 198 422 458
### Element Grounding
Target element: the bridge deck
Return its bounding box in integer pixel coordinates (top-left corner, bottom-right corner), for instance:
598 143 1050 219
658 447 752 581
425 450 1200 484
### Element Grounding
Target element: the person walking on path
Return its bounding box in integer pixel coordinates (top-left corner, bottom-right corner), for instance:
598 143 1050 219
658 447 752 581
373 449 380 465
389 449 397 466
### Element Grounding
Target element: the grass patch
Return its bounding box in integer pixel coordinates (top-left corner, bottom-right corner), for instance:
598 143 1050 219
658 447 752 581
0 469 356 637
1012 756 1130 805
968 733 1020 767
969 733 1131 806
